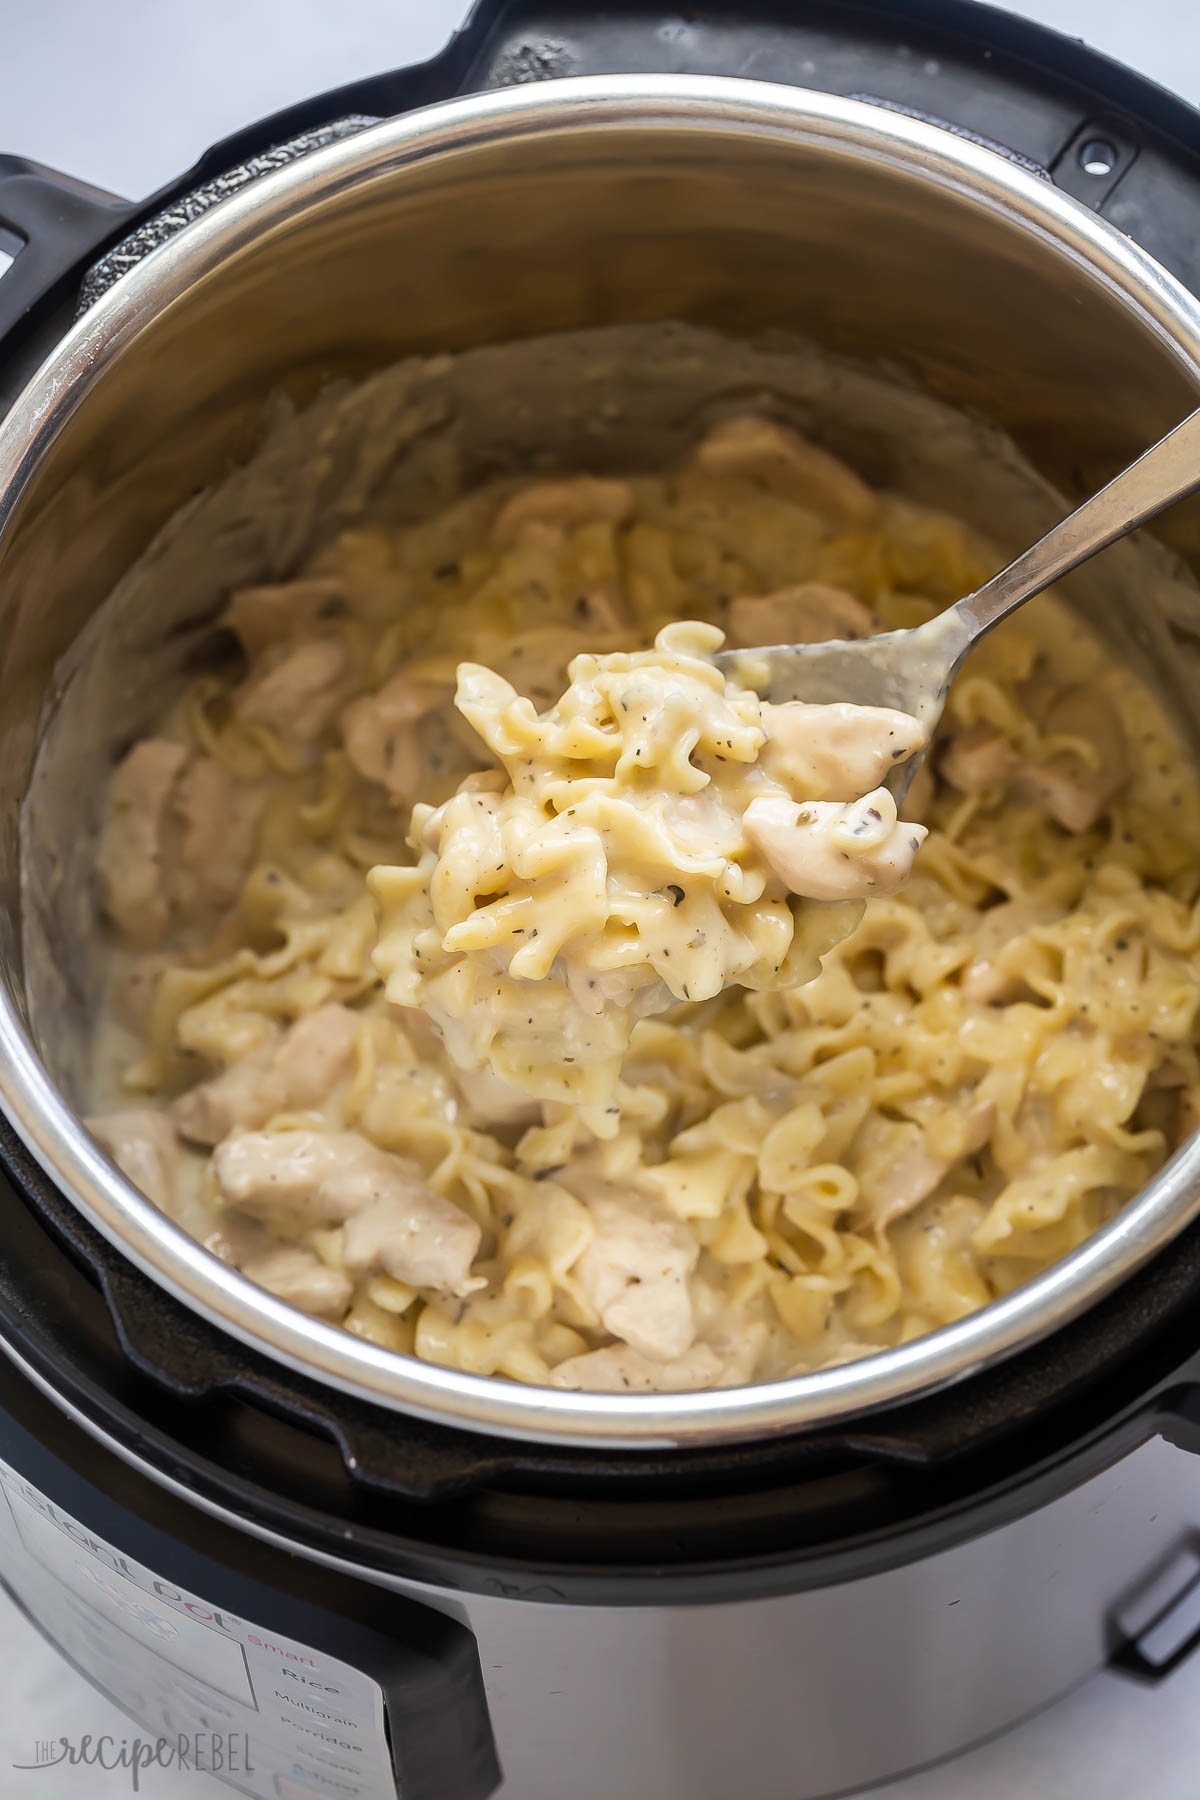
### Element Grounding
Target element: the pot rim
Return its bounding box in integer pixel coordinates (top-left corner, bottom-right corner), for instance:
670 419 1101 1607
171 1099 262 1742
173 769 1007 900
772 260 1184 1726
4 73 1200 1449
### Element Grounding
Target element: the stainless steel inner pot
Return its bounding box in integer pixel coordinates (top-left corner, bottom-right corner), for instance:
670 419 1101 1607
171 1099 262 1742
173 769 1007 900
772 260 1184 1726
3 75 1200 1448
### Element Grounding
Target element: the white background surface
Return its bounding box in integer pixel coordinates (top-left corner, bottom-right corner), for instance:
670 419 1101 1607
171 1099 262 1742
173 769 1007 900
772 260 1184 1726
2 1 1200 1795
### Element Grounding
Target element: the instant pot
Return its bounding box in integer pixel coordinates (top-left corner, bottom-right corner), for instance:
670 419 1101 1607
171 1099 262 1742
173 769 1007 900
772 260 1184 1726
8 3 1200 1797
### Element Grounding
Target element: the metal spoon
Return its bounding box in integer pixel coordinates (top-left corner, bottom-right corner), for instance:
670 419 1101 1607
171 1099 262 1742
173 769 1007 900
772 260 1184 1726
716 407 1200 800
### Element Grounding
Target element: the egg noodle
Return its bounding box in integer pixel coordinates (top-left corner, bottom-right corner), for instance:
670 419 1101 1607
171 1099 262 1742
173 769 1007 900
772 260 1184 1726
373 614 927 1130
88 418 1200 1392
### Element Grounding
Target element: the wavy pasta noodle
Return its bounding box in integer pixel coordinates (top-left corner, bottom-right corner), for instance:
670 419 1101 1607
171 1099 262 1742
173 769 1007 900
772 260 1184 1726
85 415 1200 1391
371 618 925 1125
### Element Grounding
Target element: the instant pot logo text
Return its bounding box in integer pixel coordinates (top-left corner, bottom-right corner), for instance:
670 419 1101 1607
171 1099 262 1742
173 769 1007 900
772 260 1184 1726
6 1478 245 1634
74 1561 180 1642
13 1734 255 1793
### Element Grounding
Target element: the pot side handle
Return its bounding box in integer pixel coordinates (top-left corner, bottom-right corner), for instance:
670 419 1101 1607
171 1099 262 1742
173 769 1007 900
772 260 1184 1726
0 157 138 344
1110 1586 1200 1685
1106 1422 1200 1687
1098 1386 1200 1684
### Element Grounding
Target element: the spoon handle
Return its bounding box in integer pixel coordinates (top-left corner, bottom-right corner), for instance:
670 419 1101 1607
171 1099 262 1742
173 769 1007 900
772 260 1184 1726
952 405 1200 642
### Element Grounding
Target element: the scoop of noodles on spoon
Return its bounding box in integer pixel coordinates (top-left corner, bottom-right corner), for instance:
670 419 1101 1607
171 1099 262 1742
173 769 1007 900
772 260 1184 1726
717 407 1200 800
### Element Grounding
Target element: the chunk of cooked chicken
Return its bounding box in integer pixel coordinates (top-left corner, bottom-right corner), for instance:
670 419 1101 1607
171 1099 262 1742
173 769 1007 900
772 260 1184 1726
853 1118 948 1230
97 739 188 947
759 700 926 802
222 579 345 659
340 671 446 796
1014 685 1130 832
958 899 1054 1004
269 1003 360 1105
172 1004 360 1145
213 1128 480 1294
491 477 634 546
171 755 260 910
572 1192 699 1360
449 1061 542 1129
340 1189 483 1295
728 583 878 649
174 1044 274 1146
234 637 351 742
87 1108 180 1209
240 1242 353 1318
694 417 879 526
99 741 260 947
548 1329 768 1391
215 1129 365 1224
744 792 927 902
853 1100 993 1230
939 724 1020 795
109 954 169 1030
